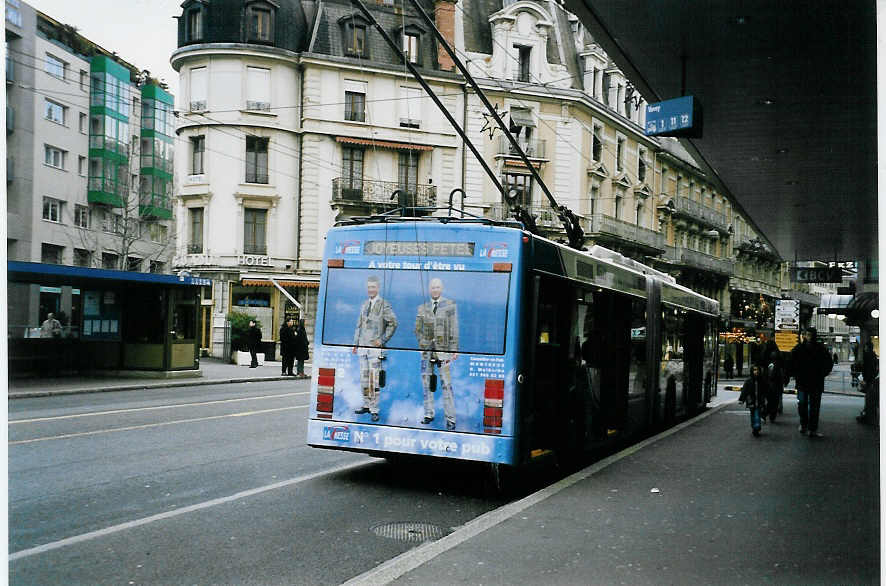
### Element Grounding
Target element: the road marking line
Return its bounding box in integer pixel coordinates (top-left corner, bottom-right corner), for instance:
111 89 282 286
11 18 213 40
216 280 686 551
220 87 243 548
8 459 372 561
9 406 306 445
342 403 732 586
10 392 308 424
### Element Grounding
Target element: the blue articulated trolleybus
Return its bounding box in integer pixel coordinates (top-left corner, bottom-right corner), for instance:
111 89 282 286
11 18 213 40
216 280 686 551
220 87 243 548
308 0 719 472
307 218 719 469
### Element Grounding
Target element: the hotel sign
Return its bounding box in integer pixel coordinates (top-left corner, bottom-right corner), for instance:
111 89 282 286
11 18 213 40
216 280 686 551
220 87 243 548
238 255 272 267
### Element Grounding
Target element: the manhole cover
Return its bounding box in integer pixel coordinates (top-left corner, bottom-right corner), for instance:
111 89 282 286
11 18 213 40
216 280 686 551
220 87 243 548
370 522 447 543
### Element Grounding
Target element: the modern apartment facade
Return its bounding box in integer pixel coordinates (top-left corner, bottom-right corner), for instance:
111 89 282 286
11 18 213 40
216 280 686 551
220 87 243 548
6 1 175 335
170 0 801 361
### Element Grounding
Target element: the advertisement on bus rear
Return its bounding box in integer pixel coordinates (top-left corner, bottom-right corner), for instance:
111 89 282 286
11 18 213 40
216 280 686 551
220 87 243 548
306 224 523 464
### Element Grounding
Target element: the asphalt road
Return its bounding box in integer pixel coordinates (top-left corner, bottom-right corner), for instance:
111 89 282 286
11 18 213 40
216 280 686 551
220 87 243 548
9 380 508 585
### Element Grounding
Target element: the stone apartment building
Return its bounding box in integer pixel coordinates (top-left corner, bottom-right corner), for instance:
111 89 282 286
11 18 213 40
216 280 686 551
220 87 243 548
6 0 175 335
169 0 797 359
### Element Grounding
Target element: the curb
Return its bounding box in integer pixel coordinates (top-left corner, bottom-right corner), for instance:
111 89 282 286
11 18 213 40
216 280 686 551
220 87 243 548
7 375 300 400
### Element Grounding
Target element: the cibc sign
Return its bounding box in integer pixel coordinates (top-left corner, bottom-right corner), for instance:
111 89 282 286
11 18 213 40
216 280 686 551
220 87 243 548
238 255 272 267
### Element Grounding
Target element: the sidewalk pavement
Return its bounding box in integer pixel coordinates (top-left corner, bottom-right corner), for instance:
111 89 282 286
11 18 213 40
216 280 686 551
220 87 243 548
6 357 312 399
353 388 877 585
719 362 864 397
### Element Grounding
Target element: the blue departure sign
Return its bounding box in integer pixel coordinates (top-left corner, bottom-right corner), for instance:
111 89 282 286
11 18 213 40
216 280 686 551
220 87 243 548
645 96 702 138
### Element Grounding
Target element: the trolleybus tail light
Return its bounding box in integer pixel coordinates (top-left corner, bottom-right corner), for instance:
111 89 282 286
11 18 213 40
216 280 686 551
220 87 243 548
327 258 344 268
316 367 336 418
483 378 504 433
493 262 512 272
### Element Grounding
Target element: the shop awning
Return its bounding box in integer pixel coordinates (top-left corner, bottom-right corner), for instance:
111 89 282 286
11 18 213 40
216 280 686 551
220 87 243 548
241 278 319 289
818 292 879 325
335 136 433 151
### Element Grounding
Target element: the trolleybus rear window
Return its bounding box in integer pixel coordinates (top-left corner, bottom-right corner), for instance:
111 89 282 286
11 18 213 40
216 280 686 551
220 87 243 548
322 267 510 355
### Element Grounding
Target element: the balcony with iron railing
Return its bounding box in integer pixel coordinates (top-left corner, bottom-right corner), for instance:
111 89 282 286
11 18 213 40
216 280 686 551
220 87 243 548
332 177 437 208
496 136 547 159
583 213 666 253
664 195 729 231
668 245 735 275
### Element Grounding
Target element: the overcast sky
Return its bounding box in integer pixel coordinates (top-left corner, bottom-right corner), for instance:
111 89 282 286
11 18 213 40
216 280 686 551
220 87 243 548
28 0 182 102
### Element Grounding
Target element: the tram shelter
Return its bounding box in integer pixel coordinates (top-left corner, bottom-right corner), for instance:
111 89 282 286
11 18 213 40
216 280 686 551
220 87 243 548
7 261 207 377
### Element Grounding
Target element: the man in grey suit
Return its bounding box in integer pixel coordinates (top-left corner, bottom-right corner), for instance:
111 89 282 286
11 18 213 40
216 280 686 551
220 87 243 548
352 275 398 422
414 278 459 430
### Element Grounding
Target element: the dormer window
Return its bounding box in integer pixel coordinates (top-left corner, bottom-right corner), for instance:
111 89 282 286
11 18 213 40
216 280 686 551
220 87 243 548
246 1 276 44
344 17 368 57
187 7 203 41
403 31 419 64
516 45 531 82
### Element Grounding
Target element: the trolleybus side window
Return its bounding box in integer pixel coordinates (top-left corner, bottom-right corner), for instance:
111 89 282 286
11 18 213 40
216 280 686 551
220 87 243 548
628 298 648 400
660 305 688 420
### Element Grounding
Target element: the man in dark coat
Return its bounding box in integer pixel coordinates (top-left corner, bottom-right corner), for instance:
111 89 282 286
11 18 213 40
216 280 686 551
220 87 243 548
279 318 296 376
247 320 262 368
789 327 833 437
763 339 787 422
294 319 310 378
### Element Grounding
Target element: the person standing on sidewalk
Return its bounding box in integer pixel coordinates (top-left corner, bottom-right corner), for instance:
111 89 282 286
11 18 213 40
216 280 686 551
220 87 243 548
724 352 734 378
739 364 768 436
294 319 310 378
247 320 262 368
279 318 296 376
789 327 833 437
763 339 787 422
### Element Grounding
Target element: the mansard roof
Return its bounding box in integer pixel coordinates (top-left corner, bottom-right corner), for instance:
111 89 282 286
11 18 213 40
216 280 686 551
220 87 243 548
177 0 309 53
308 0 441 71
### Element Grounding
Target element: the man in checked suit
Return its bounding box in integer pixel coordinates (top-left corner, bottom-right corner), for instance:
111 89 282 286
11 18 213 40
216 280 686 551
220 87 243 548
352 275 398 422
414 277 459 430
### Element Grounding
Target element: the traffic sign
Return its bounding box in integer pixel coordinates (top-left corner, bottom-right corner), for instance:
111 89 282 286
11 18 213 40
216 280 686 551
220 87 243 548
775 299 800 331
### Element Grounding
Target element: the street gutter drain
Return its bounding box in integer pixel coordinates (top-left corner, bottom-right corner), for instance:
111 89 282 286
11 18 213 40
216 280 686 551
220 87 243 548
370 522 447 543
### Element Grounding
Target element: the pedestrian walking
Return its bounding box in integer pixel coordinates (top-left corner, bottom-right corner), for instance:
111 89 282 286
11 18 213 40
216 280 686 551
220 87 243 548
295 319 310 378
763 339 787 422
279 318 296 376
857 341 879 424
724 352 734 378
739 364 768 436
789 327 833 437
246 320 262 368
